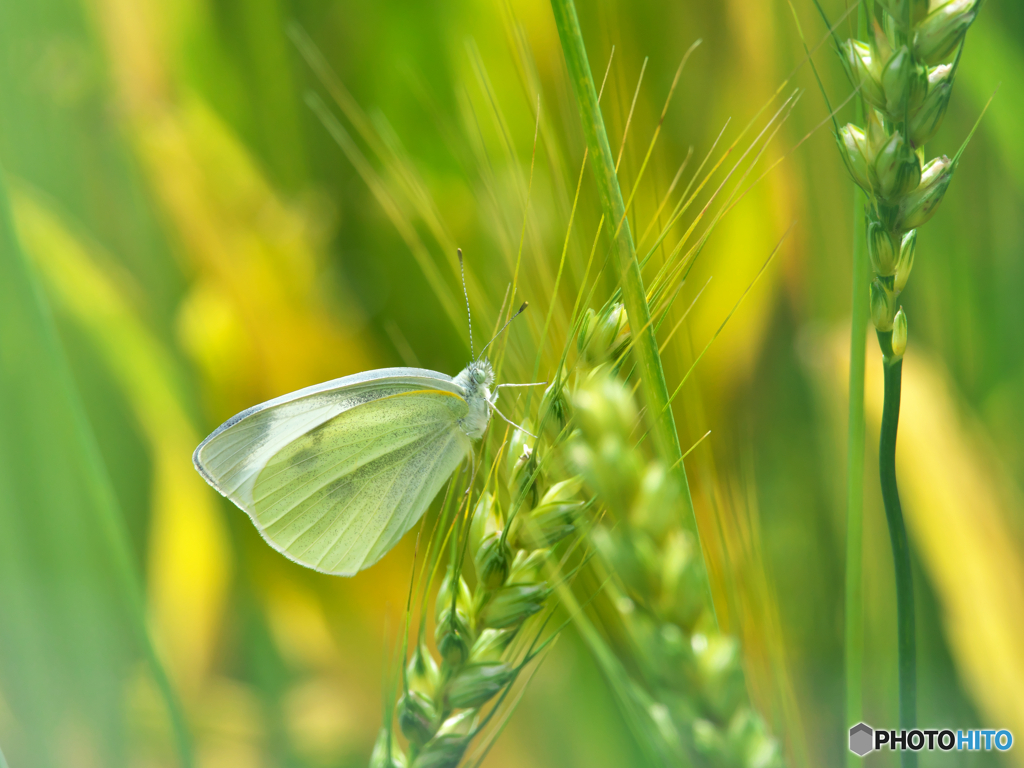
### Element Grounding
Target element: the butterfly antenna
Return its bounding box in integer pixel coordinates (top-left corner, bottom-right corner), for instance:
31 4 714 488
478 301 528 360
458 248 473 358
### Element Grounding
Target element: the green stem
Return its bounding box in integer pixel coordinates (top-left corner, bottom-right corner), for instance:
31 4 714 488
845 6 869 757
548 0 693 531
845 190 868 763
878 335 916 768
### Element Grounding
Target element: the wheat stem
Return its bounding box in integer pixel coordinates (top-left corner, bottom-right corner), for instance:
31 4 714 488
548 0 694 528
844 8 869 762
845 184 869 766
821 0 982 745
878 339 917 768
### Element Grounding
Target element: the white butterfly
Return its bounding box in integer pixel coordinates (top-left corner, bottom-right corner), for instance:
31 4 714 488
193 360 503 576
193 253 534 576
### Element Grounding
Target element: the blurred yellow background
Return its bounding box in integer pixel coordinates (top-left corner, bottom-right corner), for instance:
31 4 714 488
0 0 1021 766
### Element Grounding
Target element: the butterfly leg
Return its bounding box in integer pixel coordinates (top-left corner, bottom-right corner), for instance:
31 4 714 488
486 399 538 439
490 381 545 408
494 382 547 393
463 449 476 496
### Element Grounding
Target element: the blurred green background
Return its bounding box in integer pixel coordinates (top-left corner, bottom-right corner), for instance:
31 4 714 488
1 0 1022 766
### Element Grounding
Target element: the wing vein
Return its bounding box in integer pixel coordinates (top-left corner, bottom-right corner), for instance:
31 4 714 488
349 430 459 573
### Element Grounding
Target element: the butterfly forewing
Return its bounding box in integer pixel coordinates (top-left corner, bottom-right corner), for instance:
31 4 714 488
250 389 471 575
192 367 484 576
193 368 462 505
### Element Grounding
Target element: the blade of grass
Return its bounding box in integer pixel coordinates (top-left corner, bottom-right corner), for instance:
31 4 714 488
845 175 869 767
846 7 869 765
663 224 791 412
534 142 588 380
493 96 541 384
791 0 870 752
658 277 710 354
0 170 194 765
548 0 701 545
614 56 648 173
305 93 466 340
621 41 701 223
465 39 557 309
645 92 799 304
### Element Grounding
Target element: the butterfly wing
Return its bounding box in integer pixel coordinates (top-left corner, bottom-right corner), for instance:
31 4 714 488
250 389 470 575
194 367 463 502
193 368 470 575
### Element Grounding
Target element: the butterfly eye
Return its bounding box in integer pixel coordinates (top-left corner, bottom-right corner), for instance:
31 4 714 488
473 369 486 383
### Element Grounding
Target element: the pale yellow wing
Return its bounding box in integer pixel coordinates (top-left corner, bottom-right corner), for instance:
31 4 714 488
193 367 465 510
249 389 470 575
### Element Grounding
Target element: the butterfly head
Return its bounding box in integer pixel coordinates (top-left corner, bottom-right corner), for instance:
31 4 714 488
470 358 494 387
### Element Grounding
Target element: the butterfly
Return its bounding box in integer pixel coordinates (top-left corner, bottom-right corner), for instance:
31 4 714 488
193 253 535 576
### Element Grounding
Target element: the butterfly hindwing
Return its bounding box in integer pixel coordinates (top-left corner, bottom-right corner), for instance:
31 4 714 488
250 389 471 575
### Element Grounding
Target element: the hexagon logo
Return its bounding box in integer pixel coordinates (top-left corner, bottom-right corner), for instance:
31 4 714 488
849 722 874 757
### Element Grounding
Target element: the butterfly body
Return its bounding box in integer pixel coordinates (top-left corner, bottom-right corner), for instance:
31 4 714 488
193 362 495 576
452 358 495 439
